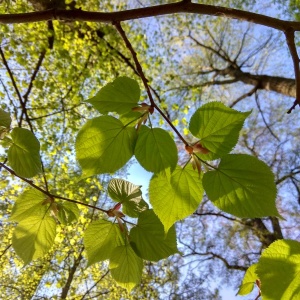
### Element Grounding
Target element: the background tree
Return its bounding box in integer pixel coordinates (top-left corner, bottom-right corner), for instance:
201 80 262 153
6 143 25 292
0 1 299 299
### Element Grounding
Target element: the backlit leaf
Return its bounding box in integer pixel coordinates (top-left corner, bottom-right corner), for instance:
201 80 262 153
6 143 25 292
149 165 203 233
0 108 11 128
12 215 56 265
108 178 148 217
109 244 143 292
189 102 250 160
57 201 80 225
8 128 42 178
203 154 279 218
134 125 178 173
76 116 137 177
86 77 140 115
119 110 143 126
10 189 49 222
237 264 258 295
130 210 178 261
256 239 300 300
84 219 122 265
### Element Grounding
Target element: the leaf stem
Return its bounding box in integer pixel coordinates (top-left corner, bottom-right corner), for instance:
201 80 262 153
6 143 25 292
196 155 218 170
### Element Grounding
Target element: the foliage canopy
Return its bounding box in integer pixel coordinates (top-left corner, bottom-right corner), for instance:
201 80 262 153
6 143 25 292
0 0 300 299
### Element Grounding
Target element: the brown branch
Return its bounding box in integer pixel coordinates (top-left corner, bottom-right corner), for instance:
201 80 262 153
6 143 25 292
114 21 189 146
254 93 280 141
0 2 299 112
114 22 154 106
207 251 247 271
80 270 110 300
0 244 12 259
276 168 300 184
0 163 108 213
0 47 25 128
182 247 247 271
61 250 84 299
230 85 259 107
0 3 300 32
285 28 300 113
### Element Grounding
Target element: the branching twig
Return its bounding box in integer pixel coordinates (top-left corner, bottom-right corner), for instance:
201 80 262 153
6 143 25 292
114 21 189 146
230 85 259 107
254 93 280 141
80 270 110 300
0 163 108 213
114 22 154 106
0 2 299 112
0 47 25 128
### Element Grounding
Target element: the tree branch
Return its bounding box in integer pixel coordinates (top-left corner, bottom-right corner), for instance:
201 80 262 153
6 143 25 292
0 163 108 213
61 250 84 299
114 21 189 146
285 28 300 112
0 2 300 32
1 2 300 112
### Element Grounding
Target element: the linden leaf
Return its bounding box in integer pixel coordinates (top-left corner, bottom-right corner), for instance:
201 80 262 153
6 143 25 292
203 154 279 218
76 116 137 177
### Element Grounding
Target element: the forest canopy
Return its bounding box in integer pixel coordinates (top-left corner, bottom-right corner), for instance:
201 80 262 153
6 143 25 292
0 1 300 299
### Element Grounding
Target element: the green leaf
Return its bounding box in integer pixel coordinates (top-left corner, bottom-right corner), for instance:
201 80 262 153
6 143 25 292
129 210 178 261
12 215 56 265
0 127 10 140
203 154 279 218
149 165 203 233
8 128 42 178
189 102 250 160
86 77 140 115
256 239 300 300
76 116 137 177
84 220 122 266
134 125 178 173
108 178 149 218
57 202 80 225
109 244 143 292
119 111 142 126
10 189 49 222
237 264 258 296
0 108 11 128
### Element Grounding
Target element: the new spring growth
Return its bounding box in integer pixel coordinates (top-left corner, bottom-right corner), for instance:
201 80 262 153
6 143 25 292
107 202 125 231
132 103 154 130
185 142 209 175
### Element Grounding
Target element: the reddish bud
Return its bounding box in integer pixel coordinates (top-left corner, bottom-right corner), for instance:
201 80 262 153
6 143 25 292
113 202 122 211
255 279 261 288
107 203 125 218
192 142 210 154
185 145 194 154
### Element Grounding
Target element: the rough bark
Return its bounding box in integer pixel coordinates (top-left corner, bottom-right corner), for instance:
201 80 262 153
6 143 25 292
219 66 296 98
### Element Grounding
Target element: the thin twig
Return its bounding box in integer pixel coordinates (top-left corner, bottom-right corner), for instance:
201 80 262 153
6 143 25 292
114 21 189 146
0 163 108 213
0 244 11 259
114 22 154 105
254 93 280 141
0 47 25 128
230 85 259 107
